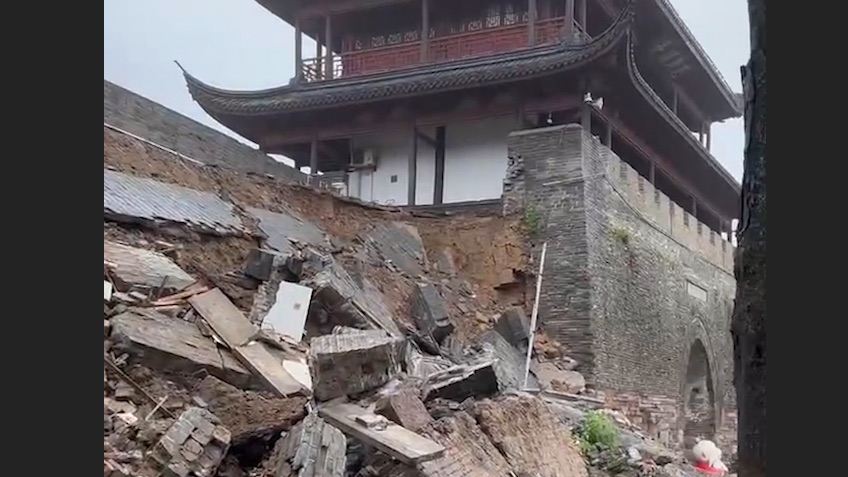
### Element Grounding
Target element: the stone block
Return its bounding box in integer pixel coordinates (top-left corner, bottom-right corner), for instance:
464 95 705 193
493 307 529 350
376 388 434 432
150 406 229 477
422 361 499 402
308 330 403 401
259 413 346 477
412 282 454 343
478 330 538 391
244 249 275 281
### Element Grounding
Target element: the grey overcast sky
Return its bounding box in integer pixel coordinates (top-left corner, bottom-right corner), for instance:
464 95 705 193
104 0 749 181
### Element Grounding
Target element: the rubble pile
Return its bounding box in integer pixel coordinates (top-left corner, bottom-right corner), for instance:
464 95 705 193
103 135 713 477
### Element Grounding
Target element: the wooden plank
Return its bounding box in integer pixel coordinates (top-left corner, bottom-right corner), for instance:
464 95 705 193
189 288 257 345
318 402 445 465
189 288 308 397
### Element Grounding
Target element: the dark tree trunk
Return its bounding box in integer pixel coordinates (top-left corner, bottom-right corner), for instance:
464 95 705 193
732 0 766 475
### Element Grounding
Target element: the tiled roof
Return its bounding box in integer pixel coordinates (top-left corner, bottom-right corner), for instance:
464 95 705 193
183 3 635 116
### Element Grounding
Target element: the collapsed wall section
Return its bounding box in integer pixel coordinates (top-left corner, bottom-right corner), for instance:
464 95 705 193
505 124 736 451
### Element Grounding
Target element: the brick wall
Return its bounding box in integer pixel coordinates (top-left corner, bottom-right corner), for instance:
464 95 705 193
505 124 737 451
103 80 305 183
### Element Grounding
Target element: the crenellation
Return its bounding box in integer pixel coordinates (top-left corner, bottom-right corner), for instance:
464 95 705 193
600 146 734 273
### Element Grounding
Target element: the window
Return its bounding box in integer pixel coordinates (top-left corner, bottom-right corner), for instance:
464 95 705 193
390 175 398 183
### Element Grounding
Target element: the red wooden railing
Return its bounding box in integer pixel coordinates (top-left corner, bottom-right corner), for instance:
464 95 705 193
301 16 584 83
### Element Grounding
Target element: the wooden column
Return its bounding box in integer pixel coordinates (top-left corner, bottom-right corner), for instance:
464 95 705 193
407 126 418 206
528 0 537 45
564 0 575 36
691 196 698 218
577 0 587 32
603 121 612 147
324 15 333 80
433 126 446 205
698 124 704 144
421 0 429 62
671 86 679 115
580 78 591 133
705 122 712 151
309 136 319 183
649 162 656 185
294 17 303 82
315 37 323 80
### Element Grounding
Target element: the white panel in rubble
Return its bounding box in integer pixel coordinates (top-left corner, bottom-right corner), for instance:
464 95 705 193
263 282 313 342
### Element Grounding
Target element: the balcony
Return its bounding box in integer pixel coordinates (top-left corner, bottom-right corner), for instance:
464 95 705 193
301 16 586 83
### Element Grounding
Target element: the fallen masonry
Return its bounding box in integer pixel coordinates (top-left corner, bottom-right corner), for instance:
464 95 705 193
308 330 404 401
102 143 724 477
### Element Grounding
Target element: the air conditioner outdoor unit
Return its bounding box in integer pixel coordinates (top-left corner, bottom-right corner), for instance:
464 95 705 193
349 147 379 170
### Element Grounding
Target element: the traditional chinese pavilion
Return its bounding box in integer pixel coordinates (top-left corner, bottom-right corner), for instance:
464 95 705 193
183 0 741 233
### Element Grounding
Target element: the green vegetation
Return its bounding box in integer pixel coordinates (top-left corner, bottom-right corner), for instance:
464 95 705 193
574 411 620 455
522 206 543 237
610 226 631 247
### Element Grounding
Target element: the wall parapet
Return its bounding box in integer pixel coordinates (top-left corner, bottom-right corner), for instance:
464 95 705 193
595 143 735 274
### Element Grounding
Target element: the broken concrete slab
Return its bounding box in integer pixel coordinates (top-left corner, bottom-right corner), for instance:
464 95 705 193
493 307 530 350
411 282 454 343
363 221 428 277
104 241 195 293
318 402 445 465
103 169 247 235
304 259 401 337
308 330 403 401
259 413 346 477
148 406 230 477
421 361 499 402
262 281 312 342
376 388 434 432
474 395 588 477
189 288 309 397
108 308 254 389
247 207 327 255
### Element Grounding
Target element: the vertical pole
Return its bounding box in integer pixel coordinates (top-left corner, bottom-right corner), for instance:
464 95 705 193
315 36 323 80
309 136 319 185
433 126 446 205
691 196 698 218
407 125 418 206
528 0 537 45
421 0 429 62
324 15 333 80
698 124 704 145
564 0 575 37
522 242 548 390
577 0 587 33
672 86 679 115
649 162 656 185
603 120 612 147
705 122 712 151
294 17 303 82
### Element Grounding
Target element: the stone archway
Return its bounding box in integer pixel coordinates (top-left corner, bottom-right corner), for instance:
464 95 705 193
682 339 717 445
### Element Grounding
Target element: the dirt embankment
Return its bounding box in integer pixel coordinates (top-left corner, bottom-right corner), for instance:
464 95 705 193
105 127 530 341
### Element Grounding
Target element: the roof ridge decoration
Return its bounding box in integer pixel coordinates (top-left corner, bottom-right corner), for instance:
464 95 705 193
623 33 741 191
181 0 636 116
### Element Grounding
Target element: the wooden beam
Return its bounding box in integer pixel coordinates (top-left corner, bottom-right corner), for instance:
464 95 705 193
324 15 333 80
318 402 445 465
433 126 446 205
294 16 303 82
300 0 412 18
528 0 538 45
420 0 429 61
407 125 418 206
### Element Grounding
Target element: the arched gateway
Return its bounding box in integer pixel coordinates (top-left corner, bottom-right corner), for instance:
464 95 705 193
682 339 717 445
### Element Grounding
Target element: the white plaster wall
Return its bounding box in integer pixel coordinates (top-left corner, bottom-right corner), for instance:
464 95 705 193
348 116 517 206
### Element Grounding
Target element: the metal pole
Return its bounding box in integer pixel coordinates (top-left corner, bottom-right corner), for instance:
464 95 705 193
522 241 548 389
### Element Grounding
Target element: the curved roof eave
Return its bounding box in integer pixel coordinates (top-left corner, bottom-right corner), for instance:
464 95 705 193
624 32 741 207
181 0 637 117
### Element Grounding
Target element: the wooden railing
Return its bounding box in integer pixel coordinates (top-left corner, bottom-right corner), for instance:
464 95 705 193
301 16 585 83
